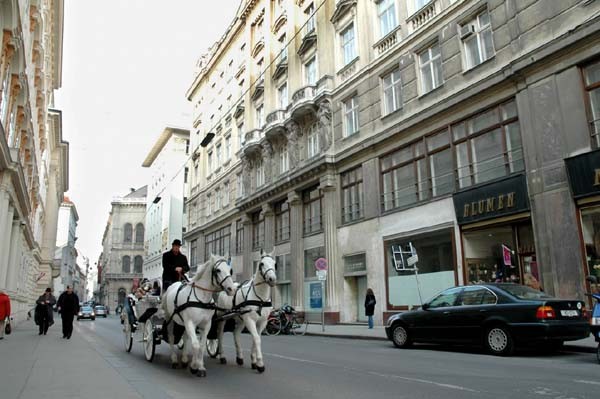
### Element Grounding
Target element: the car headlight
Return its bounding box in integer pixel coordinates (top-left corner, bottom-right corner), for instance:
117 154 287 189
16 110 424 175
78 312 82 316
91 313 95 316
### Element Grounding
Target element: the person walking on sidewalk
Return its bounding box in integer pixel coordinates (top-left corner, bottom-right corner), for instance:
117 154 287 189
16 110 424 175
364 288 376 329
0 290 11 340
35 288 56 335
57 286 80 339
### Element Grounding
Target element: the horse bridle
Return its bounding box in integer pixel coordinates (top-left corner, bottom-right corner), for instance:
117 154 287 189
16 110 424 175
257 254 276 285
211 259 233 290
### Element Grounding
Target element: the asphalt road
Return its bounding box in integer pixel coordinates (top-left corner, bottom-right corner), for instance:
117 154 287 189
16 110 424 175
76 316 599 399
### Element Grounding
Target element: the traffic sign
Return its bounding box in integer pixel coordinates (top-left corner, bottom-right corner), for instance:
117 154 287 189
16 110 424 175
316 270 327 281
315 257 328 271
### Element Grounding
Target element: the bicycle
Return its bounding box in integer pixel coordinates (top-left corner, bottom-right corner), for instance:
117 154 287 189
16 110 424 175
265 305 306 336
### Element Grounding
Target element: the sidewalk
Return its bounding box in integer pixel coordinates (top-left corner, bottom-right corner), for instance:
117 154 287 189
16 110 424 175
0 320 144 399
304 323 598 353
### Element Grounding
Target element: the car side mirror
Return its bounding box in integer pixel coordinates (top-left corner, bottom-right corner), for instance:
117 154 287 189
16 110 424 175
421 303 430 310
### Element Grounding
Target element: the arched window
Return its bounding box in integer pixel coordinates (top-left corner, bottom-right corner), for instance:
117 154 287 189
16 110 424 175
122 256 131 273
135 223 144 244
123 223 133 243
134 256 143 273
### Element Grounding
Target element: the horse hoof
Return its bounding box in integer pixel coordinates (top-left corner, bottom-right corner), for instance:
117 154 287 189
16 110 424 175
236 357 244 366
190 368 198 375
220 358 227 365
257 365 265 373
251 363 257 370
171 363 178 369
198 370 207 378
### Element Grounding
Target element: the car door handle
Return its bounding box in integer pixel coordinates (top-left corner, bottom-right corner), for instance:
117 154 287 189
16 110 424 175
443 311 451 315
479 309 488 313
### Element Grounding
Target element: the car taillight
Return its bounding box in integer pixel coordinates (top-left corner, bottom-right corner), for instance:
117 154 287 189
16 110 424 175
536 306 556 319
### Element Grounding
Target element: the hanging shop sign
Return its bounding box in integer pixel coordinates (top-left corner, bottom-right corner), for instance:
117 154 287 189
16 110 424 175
453 174 530 225
565 149 600 199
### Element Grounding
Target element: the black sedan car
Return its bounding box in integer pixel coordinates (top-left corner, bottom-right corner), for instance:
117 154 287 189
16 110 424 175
385 284 590 356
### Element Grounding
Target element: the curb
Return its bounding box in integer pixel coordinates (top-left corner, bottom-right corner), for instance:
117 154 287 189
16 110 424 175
305 333 598 354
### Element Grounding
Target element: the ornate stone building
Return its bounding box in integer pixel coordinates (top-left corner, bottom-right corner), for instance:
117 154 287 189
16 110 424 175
185 0 600 325
98 187 146 308
0 0 68 323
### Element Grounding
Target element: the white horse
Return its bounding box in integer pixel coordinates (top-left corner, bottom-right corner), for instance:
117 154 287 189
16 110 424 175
214 250 277 373
162 254 235 377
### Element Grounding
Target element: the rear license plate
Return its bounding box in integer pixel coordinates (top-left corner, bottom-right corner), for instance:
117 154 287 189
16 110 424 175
560 310 578 317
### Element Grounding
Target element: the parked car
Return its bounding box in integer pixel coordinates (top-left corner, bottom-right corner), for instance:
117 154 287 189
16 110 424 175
385 284 590 356
94 305 107 318
77 306 95 321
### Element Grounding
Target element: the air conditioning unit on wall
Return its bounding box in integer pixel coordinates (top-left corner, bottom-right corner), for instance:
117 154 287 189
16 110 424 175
460 24 476 40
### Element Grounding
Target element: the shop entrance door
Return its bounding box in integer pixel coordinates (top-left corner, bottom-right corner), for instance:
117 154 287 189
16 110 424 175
357 276 368 322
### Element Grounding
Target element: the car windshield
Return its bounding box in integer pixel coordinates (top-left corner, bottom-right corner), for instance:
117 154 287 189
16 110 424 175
95 306 105 310
82 306 93 311
499 284 553 300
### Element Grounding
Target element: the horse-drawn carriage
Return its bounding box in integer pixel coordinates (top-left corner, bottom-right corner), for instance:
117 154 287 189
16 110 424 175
121 252 278 377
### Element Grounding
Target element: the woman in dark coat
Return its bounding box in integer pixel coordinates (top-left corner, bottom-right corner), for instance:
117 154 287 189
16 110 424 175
35 288 56 335
364 288 376 329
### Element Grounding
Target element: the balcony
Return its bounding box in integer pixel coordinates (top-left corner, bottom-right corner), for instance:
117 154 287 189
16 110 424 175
373 25 401 57
264 110 287 139
242 129 264 155
407 0 441 34
290 85 317 117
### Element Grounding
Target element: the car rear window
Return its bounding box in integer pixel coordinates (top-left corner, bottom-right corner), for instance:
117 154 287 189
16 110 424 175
499 285 552 300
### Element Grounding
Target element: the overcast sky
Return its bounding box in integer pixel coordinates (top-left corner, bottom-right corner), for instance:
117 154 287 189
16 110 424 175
55 0 240 269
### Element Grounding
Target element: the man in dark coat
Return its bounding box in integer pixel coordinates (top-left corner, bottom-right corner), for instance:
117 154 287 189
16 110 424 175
57 286 80 339
35 288 56 335
162 239 189 293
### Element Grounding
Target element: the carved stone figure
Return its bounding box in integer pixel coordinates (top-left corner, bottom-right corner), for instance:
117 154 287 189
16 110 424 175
261 141 273 183
241 155 252 195
285 120 301 168
317 100 333 152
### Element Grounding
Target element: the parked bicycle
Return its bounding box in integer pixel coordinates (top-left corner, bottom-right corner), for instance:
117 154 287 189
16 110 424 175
265 304 306 336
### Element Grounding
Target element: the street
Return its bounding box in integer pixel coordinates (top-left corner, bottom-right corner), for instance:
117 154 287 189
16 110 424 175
63 316 600 399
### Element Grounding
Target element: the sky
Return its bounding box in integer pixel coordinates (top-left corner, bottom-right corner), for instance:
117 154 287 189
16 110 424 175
55 0 241 270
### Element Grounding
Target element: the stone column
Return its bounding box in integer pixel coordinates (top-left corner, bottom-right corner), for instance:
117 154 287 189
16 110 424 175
288 191 304 309
0 189 10 288
0 204 14 289
242 213 253 279
262 203 274 252
5 221 21 291
320 174 340 319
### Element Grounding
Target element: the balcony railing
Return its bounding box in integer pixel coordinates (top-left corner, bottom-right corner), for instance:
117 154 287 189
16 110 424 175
291 85 316 105
373 25 401 56
242 129 263 154
407 0 440 34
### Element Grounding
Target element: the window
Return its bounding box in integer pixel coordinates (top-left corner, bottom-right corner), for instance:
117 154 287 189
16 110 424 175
303 186 322 235
304 246 325 278
237 173 244 198
341 23 357 66
206 194 212 216
279 146 289 173
276 253 291 282
235 219 244 254
207 151 213 175
583 60 600 147
252 211 265 250
184 167 189 184
381 142 429 211
223 183 230 207
419 43 443 93
307 124 320 158
305 2 316 34
215 188 221 210
427 131 453 197
190 239 198 272
378 0 397 37
275 200 290 243
238 123 245 146
278 83 288 109
216 144 222 168
458 287 497 306
123 223 133 243
278 34 288 62
344 96 359 137
225 135 231 160
382 68 402 115
256 104 265 127
341 167 363 223
256 159 265 187
134 256 143 273
414 0 429 11
461 10 495 70
204 226 231 260
122 256 131 273
135 223 144 244
185 139 190 155
428 288 462 308
305 57 317 85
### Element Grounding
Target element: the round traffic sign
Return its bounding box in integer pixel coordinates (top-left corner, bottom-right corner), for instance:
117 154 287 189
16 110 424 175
315 257 328 271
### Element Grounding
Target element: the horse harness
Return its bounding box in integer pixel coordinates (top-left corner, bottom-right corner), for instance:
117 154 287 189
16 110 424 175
230 254 275 317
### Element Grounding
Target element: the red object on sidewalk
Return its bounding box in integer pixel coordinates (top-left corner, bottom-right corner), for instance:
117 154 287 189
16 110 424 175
0 292 11 319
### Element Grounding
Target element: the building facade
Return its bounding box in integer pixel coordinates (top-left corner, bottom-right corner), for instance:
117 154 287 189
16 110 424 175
142 126 190 282
0 0 68 323
52 195 78 294
185 0 600 325
98 187 146 308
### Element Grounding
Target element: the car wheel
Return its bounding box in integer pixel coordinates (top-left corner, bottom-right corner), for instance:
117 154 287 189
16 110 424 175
92 317 95 321
485 325 514 356
391 324 412 348
77 318 80 321
547 340 564 352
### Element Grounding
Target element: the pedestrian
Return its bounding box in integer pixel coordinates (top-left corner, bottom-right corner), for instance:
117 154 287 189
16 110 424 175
35 288 56 335
162 239 189 294
57 286 80 339
364 288 376 329
0 290 11 340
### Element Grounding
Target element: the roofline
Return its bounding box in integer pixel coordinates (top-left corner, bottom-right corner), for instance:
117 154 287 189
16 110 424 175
52 0 64 89
48 108 69 192
141 126 190 167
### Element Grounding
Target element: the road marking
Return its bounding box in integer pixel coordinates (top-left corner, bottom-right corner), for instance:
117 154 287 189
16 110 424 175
261 352 331 366
574 379 600 386
367 371 479 393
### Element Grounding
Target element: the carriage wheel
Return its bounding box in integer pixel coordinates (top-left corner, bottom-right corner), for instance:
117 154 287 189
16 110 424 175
144 322 156 362
206 339 219 358
123 322 133 352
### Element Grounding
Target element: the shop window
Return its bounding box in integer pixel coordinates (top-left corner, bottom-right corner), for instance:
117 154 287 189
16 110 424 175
304 246 325 278
386 230 455 308
580 207 600 281
341 166 364 223
583 60 600 147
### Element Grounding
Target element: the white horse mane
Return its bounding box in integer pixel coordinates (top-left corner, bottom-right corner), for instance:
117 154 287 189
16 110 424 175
192 254 226 283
